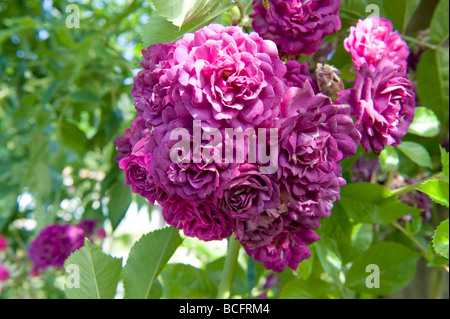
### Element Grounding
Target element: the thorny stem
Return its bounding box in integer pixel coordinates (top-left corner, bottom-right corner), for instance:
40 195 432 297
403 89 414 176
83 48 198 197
389 173 445 198
217 233 241 299
391 221 429 259
401 34 449 54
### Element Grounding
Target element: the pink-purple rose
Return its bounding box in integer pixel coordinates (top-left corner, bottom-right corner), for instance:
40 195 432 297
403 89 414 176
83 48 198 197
344 16 410 71
336 59 415 154
162 196 234 241
28 223 85 272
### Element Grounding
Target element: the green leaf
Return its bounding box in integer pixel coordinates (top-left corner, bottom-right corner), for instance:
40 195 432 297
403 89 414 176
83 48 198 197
397 141 433 168
340 0 385 21
433 219 449 259
142 12 183 47
383 0 420 33
151 0 220 27
318 201 352 245
161 263 217 298
408 107 441 137
297 248 314 280
246 255 256 297
441 146 449 182
417 179 449 207
405 0 440 34
340 183 422 224
122 227 183 299
351 223 374 253
64 239 122 299
429 0 449 45
59 121 89 154
379 146 399 171
345 242 421 295
143 1 234 48
107 174 132 230
314 238 343 286
416 49 449 127
279 277 338 299
70 88 103 104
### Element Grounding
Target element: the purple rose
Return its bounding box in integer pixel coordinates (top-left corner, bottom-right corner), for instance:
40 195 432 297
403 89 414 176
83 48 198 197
119 137 168 205
0 235 7 252
350 156 380 183
279 82 360 180
336 58 415 155
281 166 346 218
131 43 176 126
113 117 150 164
217 163 280 221
234 210 284 250
76 219 98 238
0 262 9 282
244 220 320 273
283 60 319 92
251 0 342 56
162 196 234 241
149 117 237 202
28 223 85 272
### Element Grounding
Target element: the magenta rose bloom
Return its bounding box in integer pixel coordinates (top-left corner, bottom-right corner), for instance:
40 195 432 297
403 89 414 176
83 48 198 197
244 219 320 273
162 196 234 241
119 136 168 205
0 262 9 282
234 198 322 273
279 82 360 180
251 0 342 56
281 166 346 219
0 235 7 252
350 156 380 183
234 210 284 250
149 117 237 203
344 16 410 71
336 59 415 155
131 43 176 126
283 60 319 93
28 223 85 272
113 117 150 164
169 24 286 129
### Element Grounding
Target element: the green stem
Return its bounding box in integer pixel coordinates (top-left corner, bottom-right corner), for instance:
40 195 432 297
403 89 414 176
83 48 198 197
401 34 440 51
428 267 444 299
391 221 428 259
339 8 365 20
216 233 241 299
389 173 444 198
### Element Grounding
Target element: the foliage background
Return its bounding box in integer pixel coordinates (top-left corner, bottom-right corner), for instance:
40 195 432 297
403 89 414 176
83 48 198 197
0 0 448 299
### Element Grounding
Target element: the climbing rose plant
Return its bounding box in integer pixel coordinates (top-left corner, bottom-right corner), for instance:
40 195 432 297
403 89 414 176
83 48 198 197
0 0 448 301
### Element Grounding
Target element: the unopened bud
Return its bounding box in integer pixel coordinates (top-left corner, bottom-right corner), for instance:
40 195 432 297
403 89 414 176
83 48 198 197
315 63 345 97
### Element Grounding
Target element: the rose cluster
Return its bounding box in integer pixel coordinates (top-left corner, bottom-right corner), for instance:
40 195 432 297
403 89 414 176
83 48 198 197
337 16 415 155
116 23 361 272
